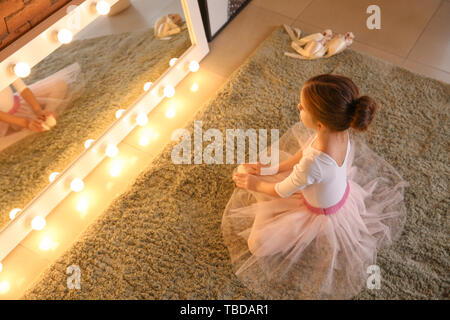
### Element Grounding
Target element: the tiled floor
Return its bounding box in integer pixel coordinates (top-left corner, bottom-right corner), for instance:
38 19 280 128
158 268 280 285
1 0 448 299
202 0 450 83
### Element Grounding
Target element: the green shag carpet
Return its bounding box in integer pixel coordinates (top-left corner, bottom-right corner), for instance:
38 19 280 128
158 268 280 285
23 27 449 299
0 28 190 231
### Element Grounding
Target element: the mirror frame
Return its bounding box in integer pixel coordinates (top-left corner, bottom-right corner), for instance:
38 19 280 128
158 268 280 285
0 0 209 261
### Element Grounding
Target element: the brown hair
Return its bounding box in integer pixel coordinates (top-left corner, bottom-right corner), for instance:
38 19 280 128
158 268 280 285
302 74 377 131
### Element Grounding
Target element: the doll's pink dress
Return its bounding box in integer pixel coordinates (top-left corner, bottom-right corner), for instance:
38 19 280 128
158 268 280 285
221 121 407 299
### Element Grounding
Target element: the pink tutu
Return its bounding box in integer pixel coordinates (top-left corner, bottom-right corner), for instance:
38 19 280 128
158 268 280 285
221 122 407 299
0 62 85 151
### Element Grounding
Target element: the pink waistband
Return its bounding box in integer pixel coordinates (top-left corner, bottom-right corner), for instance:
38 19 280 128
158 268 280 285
8 95 20 115
301 181 350 216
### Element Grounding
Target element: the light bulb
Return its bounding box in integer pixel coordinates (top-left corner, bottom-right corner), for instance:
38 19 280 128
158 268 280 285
9 208 22 220
70 178 84 192
13 62 31 78
106 144 118 158
49 172 59 182
169 58 178 66
136 113 148 126
190 82 199 92
84 139 95 149
31 216 46 231
189 60 200 72
96 1 110 15
57 29 73 44
163 85 175 98
115 109 125 119
0 281 10 294
166 107 176 119
144 82 152 92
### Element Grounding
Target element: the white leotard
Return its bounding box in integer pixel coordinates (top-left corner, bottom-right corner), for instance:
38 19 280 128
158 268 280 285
275 132 351 208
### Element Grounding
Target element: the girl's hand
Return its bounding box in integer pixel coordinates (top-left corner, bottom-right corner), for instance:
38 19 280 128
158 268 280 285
27 119 45 132
36 110 56 122
232 172 260 191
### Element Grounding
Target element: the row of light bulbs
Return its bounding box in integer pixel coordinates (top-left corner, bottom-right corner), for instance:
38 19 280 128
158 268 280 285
2 56 201 282
8 1 113 79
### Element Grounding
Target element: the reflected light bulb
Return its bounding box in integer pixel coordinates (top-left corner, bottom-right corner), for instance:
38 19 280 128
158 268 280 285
70 178 84 192
49 172 59 182
169 58 178 67
106 144 118 158
163 85 175 98
76 197 89 213
139 135 150 147
190 82 199 92
57 29 73 44
110 160 123 177
31 216 46 231
189 60 199 72
115 109 125 119
0 281 10 294
9 208 22 220
84 139 95 149
39 237 53 251
144 82 152 92
166 107 176 119
96 1 110 15
13 62 31 78
136 113 148 126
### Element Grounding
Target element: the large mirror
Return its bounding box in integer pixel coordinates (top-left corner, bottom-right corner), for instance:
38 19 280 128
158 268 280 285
0 0 192 231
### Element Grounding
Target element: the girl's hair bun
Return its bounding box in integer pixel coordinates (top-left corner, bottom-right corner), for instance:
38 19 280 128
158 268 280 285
350 96 377 131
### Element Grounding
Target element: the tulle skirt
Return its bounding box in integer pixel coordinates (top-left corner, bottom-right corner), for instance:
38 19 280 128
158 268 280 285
221 122 408 299
0 62 85 151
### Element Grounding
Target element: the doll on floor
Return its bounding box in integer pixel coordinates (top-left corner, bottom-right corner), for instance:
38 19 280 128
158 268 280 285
154 13 187 40
0 62 84 151
222 74 407 299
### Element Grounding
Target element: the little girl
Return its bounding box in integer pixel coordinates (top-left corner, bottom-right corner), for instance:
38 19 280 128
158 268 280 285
0 62 84 151
222 74 407 299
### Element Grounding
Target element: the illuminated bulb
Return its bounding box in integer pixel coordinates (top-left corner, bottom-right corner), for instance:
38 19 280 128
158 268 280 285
0 281 10 294
189 60 200 72
105 144 118 158
70 178 84 192
115 109 125 119
190 82 199 92
76 197 89 213
84 139 95 149
163 85 175 98
49 172 59 182
57 29 73 44
169 58 178 66
136 113 148 126
31 216 46 231
9 208 21 220
109 160 123 177
39 237 53 251
96 1 110 15
13 62 31 78
144 82 152 91
166 107 176 119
